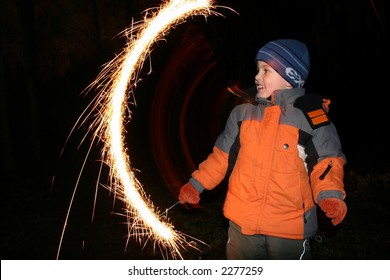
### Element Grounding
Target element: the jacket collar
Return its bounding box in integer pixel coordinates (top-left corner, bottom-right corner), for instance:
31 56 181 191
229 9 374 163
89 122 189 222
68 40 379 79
255 88 305 106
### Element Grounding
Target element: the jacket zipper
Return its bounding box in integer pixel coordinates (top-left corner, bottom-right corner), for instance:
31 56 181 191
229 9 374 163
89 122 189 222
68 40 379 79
319 160 333 180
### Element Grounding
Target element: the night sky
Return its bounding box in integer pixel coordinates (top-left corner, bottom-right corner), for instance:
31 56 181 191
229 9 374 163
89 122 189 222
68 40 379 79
1 0 389 260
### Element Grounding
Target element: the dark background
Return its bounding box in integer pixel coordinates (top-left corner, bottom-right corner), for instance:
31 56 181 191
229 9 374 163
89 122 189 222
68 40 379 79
1 0 389 260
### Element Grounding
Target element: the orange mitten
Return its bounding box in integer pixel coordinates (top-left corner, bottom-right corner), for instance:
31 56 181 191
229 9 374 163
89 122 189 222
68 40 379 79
178 182 201 205
319 198 347 225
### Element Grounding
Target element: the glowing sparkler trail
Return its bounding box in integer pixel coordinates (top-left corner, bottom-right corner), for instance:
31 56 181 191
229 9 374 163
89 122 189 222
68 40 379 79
60 0 223 259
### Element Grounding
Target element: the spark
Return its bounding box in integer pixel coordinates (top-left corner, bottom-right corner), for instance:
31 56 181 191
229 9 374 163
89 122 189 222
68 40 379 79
57 0 227 260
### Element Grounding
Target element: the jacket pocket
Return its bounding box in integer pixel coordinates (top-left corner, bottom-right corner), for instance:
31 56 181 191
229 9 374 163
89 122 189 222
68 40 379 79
271 125 299 174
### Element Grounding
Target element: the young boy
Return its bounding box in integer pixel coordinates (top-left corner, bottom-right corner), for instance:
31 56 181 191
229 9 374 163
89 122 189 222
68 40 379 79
178 39 347 259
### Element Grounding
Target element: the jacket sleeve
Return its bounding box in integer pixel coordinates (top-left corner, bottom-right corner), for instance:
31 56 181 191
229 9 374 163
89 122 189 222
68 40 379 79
191 146 229 190
191 105 242 190
309 123 347 203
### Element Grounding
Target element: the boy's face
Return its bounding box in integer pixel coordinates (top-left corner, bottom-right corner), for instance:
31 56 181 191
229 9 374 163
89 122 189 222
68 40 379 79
255 61 292 99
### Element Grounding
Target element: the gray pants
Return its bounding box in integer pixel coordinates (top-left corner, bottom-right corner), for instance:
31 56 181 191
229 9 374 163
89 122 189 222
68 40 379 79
226 221 311 260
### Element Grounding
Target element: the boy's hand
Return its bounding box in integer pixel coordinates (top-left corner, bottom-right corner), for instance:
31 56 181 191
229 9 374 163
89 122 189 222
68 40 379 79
319 198 347 225
178 182 200 205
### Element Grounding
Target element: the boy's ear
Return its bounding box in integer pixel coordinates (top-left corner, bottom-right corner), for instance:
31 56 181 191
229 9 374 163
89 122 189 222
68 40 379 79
284 80 293 89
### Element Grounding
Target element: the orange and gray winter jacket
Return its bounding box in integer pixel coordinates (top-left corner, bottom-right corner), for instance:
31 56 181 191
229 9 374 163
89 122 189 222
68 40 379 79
189 88 346 239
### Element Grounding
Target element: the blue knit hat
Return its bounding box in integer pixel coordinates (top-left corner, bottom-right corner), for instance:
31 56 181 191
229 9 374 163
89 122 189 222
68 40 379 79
255 39 310 88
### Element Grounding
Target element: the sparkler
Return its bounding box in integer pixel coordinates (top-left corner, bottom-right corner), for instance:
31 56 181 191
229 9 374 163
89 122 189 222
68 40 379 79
57 0 226 259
